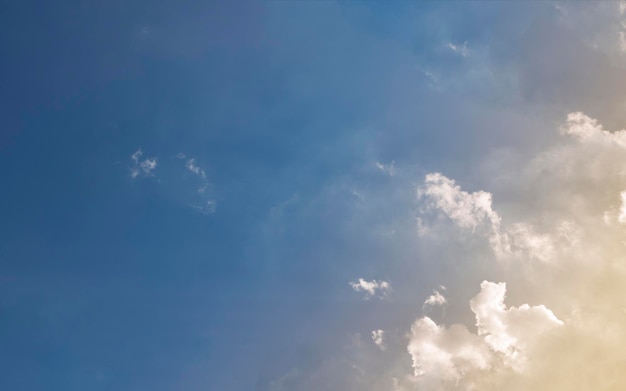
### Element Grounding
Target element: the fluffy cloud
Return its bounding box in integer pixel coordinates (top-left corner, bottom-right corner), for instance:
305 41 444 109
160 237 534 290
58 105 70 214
270 110 626 390
423 289 447 308
349 278 390 299
407 280 562 389
400 112 626 390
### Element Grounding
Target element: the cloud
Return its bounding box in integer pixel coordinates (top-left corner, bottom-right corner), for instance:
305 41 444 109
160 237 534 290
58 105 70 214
140 158 157 173
188 200 217 215
418 173 501 231
181 156 214 213
418 172 567 262
259 2 626 387
349 278 390 299
280 111 626 390
186 158 206 178
423 289 447 308
399 112 626 390
129 148 158 178
407 280 562 389
371 330 385 350
126 149 216 214
375 161 395 176
446 41 469 57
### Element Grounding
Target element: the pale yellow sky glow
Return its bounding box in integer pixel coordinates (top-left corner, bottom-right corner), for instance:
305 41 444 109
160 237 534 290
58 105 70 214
392 112 626 390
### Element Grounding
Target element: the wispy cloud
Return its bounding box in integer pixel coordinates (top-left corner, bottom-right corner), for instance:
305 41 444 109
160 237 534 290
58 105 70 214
446 41 469 57
186 158 206 178
129 148 158 178
374 160 395 176
126 149 215 214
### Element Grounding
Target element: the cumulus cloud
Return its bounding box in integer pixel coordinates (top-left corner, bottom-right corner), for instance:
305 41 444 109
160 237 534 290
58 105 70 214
349 278 390 299
271 111 626 390
278 111 626 391
407 280 562 389
418 173 500 231
399 112 626 390
418 171 569 262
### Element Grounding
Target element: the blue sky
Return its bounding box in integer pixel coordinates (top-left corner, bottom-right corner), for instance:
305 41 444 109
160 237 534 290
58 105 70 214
2 1 626 390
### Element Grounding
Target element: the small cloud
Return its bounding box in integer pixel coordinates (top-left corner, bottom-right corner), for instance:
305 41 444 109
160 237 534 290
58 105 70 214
447 41 469 57
188 200 216 215
129 148 158 178
417 67 439 84
371 329 385 350
130 168 140 178
349 278 390 299
186 158 206 178
175 152 186 159
140 158 157 173
131 149 143 163
423 289 447 308
375 160 395 176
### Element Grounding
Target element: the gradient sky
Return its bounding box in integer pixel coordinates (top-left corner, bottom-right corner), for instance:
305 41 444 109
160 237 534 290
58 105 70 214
2 1 626 390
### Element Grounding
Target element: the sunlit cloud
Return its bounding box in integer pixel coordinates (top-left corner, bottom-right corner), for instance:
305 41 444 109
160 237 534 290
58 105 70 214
349 278 390 299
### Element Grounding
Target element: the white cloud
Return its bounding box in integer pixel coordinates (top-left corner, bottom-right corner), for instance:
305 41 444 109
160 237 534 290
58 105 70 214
371 329 385 350
423 289 447 308
408 316 491 382
375 160 395 176
469 281 563 369
131 148 143 163
418 172 500 231
129 148 158 178
186 158 206 178
400 112 626 389
140 158 157 173
446 41 469 57
349 278 390 299
408 281 562 388
418 172 567 262
126 149 216 214
561 111 626 147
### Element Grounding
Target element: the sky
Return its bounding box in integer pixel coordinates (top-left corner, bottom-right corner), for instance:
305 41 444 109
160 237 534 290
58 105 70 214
2 1 626 390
